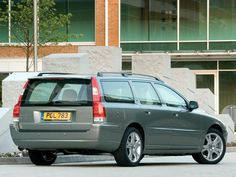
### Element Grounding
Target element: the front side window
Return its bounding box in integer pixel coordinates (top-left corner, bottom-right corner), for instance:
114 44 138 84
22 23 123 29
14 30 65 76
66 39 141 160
132 82 161 105
154 84 187 108
101 81 134 103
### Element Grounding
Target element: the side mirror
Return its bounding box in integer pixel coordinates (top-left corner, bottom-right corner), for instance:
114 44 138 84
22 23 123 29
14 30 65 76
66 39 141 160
189 101 199 110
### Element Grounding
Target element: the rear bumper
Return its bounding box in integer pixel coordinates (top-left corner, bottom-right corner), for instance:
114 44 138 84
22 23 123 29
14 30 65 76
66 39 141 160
10 124 122 152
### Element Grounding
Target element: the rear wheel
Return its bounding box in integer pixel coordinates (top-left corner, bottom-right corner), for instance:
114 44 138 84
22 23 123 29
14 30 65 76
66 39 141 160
28 150 57 166
192 128 226 164
114 127 143 167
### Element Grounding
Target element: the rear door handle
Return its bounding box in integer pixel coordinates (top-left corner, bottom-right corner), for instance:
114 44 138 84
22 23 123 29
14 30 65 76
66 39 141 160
173 113 179 117
144 111 151 115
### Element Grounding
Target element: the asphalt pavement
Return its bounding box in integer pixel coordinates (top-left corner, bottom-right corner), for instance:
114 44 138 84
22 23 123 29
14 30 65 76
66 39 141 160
0 151 235 177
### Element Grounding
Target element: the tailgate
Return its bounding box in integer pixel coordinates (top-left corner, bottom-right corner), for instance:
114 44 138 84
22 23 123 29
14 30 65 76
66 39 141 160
19 77 93 131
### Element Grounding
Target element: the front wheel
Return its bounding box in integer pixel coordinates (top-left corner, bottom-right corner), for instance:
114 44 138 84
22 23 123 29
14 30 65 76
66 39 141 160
28 150 57 166
192 128 226 164
114 127 143 167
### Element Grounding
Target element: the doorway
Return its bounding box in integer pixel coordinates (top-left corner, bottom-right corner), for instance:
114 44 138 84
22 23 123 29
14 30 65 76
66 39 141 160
193 71 218 114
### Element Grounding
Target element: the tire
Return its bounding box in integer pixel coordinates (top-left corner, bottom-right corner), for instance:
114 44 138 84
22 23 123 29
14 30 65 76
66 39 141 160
28 150 57 166
192 128 226 164
114 127 143 167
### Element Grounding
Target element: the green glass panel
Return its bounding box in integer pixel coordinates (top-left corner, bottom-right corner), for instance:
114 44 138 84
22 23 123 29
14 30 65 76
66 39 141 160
68 0 95 42
149 0 177 41
121 43 177 51
210 0 236 40
210 42 236 50
121 0 149 41
179 42 207 50
171 61 217 70
196 75 214 93
180 0 207 40
55 0 67 42
219 71 236 113
0 0 8 43
219 61 236 69
122 61 132 71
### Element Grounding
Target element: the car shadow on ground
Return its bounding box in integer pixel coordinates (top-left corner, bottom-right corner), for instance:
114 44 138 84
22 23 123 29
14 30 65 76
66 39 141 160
53 162 196 168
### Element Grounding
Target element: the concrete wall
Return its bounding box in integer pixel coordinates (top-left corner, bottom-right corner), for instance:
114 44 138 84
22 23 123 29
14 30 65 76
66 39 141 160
43 47 122 74
79 46 122 74
42 53 88 74
2 72 38 108
216 114 235 143
0 108 17 152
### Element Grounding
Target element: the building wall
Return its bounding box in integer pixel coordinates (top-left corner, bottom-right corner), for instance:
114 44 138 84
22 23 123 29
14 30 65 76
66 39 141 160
0 45 79 58
95 0 105 46
108 0 119 46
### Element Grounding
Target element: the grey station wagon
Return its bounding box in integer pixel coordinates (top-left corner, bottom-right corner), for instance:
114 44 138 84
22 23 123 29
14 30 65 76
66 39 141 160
10 72 227 166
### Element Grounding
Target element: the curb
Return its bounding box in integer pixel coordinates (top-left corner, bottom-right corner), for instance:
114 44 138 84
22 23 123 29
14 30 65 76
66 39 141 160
226 146 236 153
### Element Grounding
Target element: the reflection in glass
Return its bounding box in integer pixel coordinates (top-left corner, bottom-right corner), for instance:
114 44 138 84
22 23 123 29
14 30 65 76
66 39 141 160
121 0 149 41
210 0 236 40
180 0 207 40
149 0 177 41
0 0 8 42
196 75 214 93
171 61 217 70
219 71 236 113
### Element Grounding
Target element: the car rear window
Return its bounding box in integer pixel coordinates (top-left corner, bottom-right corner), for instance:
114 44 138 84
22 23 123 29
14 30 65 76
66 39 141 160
22 79 92 106
101 81 134 103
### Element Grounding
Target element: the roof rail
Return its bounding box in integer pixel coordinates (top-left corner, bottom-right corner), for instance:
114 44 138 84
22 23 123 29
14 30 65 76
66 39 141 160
125 73 161 81
97 72 128 77
97 72 162 81
37 72 74 76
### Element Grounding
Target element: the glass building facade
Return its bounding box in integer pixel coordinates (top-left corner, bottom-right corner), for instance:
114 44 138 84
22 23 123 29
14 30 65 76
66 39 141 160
0 0 95 43
121 0 236 115
121 0 236 52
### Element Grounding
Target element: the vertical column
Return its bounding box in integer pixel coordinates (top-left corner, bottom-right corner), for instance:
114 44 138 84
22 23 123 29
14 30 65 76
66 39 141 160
95 0 105 46
108 0 119 47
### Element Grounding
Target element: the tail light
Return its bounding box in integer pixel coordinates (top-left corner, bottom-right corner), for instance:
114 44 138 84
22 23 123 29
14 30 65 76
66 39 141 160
92 77 106 123
13 80 29 122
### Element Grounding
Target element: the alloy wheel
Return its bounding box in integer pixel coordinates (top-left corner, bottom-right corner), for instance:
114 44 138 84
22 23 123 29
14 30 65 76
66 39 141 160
201 133 224 162
126 132 142 163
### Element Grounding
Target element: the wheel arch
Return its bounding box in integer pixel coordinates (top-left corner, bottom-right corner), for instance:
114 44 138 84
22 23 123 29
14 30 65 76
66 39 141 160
208 123 223 134
126 122 145 148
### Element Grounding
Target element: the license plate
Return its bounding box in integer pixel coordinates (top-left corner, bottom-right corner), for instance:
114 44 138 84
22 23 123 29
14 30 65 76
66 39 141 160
42 112 71 121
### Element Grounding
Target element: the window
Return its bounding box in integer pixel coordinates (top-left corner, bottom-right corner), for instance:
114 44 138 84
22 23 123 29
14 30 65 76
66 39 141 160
121 0 149 41
23 79 92 106
101 81 134 103
171 61 217 70
0 0 8 42
180 0 207 40
55 0 95 42
121 0 177 41
210 0 236 40
132 82 161 105
150 0 177 41
154 84 187 108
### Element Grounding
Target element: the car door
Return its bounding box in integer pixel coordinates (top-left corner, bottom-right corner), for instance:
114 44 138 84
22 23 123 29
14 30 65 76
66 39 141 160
131 81 172 150
154 84 203 150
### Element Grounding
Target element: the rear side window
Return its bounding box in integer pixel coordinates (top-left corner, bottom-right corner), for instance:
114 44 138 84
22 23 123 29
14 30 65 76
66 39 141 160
101 81 134 103
132 82 161 105
22 79 92 106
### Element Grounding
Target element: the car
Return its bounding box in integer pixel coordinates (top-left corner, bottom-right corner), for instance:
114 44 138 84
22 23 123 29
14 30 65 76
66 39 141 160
10 72 227 167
